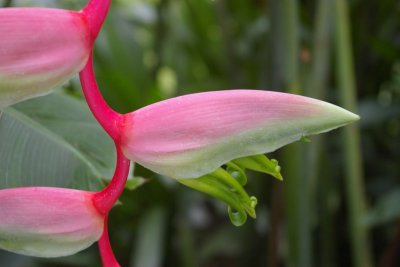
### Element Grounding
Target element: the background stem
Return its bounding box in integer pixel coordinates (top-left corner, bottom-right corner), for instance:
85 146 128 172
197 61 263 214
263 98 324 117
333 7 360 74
215 0 240 87
276 1 312 267
309 0 334 265
268 2 285 265
2 0 12 7
334 1 373 267
151 0 170 79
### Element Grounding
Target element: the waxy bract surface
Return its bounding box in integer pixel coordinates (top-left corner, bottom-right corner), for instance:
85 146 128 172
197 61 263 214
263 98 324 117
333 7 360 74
120 90 359 179
0 8 91 108
0 187 104 257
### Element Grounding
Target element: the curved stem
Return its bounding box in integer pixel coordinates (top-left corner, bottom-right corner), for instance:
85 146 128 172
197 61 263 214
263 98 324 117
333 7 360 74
79 52 122 140
82 0 111 40
79 2 128 266
94 144 130 214
95 147 129 266
98 216 121 267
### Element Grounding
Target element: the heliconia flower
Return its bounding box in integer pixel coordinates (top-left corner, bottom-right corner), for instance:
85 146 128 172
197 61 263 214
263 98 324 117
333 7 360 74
119 90 359 179
79 58 360 227
0 0 110 108
0 187 104 257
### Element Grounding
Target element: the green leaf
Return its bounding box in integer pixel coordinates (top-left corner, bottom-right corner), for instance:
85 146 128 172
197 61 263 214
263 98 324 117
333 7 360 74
0 93 116 190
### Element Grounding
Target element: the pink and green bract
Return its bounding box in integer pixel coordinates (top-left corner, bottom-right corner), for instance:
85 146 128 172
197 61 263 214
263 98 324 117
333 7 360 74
79 56 359 180
0 187 104 257
0 0 110 108
119 90 359 179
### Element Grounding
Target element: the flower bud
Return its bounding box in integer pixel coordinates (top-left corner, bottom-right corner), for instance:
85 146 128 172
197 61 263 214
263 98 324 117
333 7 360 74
120 90 359 179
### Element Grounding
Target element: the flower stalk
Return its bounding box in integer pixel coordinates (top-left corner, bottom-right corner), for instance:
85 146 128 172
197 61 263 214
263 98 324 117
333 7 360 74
79 52 122 142
82 0 111 40
79 54 129 266
93 145 131 215
98 216 121 267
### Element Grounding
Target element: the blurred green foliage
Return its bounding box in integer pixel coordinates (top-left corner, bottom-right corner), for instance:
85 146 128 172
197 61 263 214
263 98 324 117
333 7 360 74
1 0 400 266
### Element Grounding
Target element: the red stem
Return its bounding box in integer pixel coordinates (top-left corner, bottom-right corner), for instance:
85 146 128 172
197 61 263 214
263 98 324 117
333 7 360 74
79 1 129 266
81 55 129 266
79 52 122 141
95 153 129 267
82 0 111 40
93 145 130 214
98 216 121 267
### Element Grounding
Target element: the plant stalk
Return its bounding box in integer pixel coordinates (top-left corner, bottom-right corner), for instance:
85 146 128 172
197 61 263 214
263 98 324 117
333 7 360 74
277 1 312 267
79 4 131 263
82 0 112 40
268 2 285 265
334 1 373 267
308 0 334 265
93 145 130 214
79 52 123 141
98 216 121 267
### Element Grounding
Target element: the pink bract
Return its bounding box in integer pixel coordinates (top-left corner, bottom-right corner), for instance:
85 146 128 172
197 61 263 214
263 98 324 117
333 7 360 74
0 0 110 109
0 187 104 257
0 8 91 108
120 90 359 178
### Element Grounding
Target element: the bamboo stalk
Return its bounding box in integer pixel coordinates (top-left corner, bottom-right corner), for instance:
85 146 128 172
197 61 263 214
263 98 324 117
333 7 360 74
308 0 334 266
280 0 301 94
283 142 311 267
151 0 170 80
268 1 284 266
214 0 241 87
309 0 332 99
276 1 312 267
333 1 373 267
269 0 283 91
